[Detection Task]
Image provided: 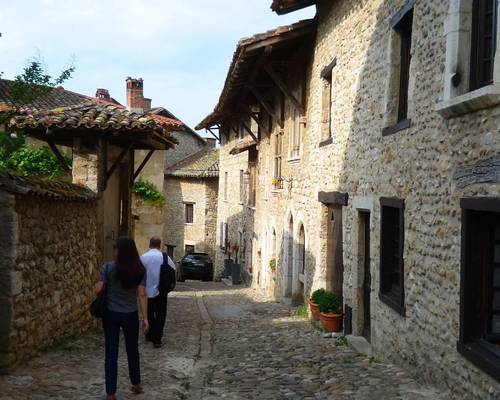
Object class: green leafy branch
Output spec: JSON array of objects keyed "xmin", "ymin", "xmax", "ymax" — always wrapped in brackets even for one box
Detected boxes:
[{"xmin": 132, "ymin": 180, "xmax": 166, "ymax": 206}]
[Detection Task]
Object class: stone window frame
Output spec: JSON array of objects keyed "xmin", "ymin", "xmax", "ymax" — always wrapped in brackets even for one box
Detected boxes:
[
  {"xmin": 184, "ymin": 202, "xmax": 195, "ymax": 225},
  {"xmin": 382, "ymin": 0, "xmax": 415, "ymax": 137},
  {"xmin": 458, "ymin": 197, "xmax": 500, "ymax": 382},
  {"xmin": 437, "ymin": 0, "xmax": 500, "ymax": 119},
  {"xmin": 319, "ymin": 58, "xmax": 337, "ymax": 147},
  {"xmin": 223, "ymin": 171, "xmax": 228, "ymax": 201},
  {"xmin": 379, "ymin": 197, "xmax": 406, "ymax": 317}
]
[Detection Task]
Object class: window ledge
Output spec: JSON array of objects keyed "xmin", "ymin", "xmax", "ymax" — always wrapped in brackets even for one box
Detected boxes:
[
  {"xmin": 382, "ymin": 118, "xmax": 411, "ymax": 137},
  {"xmin": 287, "ymin": 156, "xmax": 301, "ymax": 164},
  {"xmin": 319, "ymin": 137, "xmax": 333, "ymax": 147},
  {"xmin": 379, "ymin": 292, "xmax": 406, "ymax": 317},
  {"xmin": 436, "ymin": 84, "xmax": 500, "ymax": 119},
  {"xmin": 457, "ymin": 341, "xmax": 500, "ymax": 382}
]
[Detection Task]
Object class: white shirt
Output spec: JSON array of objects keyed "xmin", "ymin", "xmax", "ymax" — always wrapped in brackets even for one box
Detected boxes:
[{"xmin": 141, "ymin": 248, "xmax": 163, "ymax": 298}]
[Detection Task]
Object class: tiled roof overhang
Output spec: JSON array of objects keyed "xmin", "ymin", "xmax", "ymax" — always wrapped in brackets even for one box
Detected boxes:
[
  {"xmin": 0, "ymin": 172, "xmax": 96, "ymax": 201},
  {"xmin": 271, "ymin": 0, "xmax": 317, "ymax": 15},
  {"xmin": 0, "ymin": 79, "xmax": 182, "ymax": 150},
  {"xmin": 165, "ymin": 149, "xmax": 219, "ymax": 178},
  {"xmin": 195, "ymin": 19, "xmax": 316, "ymax": 131}
]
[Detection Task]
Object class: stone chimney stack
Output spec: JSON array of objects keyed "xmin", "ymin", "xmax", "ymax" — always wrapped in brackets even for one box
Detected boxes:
[
  {"xmin": 126, "ymin": 77, "xmax": 152, "ymax": 112},
  {"xmin": 205, "ymin": 138, "xmax": 217, "ymax": 148},
  {"xmin": 95, "ymin": 88, "xmax": 111, "ymax": 101}
]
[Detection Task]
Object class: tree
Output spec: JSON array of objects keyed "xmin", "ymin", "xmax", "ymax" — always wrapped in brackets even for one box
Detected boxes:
[{"xmin": 0, "ymin": 58, "xmax": 75, "ymax": 177}]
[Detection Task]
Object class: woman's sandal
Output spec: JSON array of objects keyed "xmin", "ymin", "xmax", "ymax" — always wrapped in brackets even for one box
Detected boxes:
[{"xmin": 131, "ymin": 385, "xmax": 143, "ymax": 394}]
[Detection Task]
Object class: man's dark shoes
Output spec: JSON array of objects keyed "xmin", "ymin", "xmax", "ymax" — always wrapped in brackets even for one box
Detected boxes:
[
  {"xmin": 145, "ymin": 334, "xmax": 152, "ymax": 342},
  {"xmin": 131, "ymin": 385, "xmax": 143, "ymax": 394}
]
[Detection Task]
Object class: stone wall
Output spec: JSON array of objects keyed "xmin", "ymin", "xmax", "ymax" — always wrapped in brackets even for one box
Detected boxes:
[
  {"xmin": 165, "ymin": 132, "xmax": 207, "ymax": 169},
  {"xmin": 213, "ymin": 0, "xmax": 500, "ymax": 397},
  {"xmin": 0, "ymin": 191, "xmax": 98, "ymax": 373},
  {"xmin": 164, "ymin": 177, "xmax": 218, "ymax": 264}
]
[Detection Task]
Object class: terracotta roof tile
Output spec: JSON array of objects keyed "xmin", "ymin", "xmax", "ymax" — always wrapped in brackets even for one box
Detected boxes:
[
  {"xmin": 165, "ymin": 149, "xmax": 219, "ymax": 178},
  {"xmin": 0, "ymin": 172, "xmax": 96, "ymax": 201}
]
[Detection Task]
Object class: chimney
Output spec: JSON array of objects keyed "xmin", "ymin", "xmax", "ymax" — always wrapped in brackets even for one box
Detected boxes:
[
  {"xmin": 126, "ymin": 77, "xmax": 152, "ymax": 112},
  {"xmin": 205, "ymin": 138, "xmax": 216, "ymax": 148},
  {"xmin": 95, "ymin": 88, "xmax": 111, "ymax": 101}
]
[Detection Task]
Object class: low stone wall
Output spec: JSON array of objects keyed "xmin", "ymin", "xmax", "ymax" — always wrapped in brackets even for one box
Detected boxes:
[{"xmin": 0, "ymin": 190, "xmax": 98, "ymax": 373}]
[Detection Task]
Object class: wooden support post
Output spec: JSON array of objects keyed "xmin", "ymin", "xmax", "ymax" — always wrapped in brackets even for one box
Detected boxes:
[
  {"xmin": 133, "ymin": 149, "xmax": 155, "ymax": 181},
  {"xmin": 250, "ymin": 111, "xmax": 270, "ymax": 137},
  {"xmin": 263, "ymin": 63, "xmax": 306, "ymax": 115},
  {"xmin": 240, "ymin": 120, "xmax": 258, "ymax": 142},
  {"xmin": 206, "ymin": 127, "xmax": 220, "ymax": 142},
  {"xmin": 47, "ymin": 140, "xmax": 71, "ymax": 171},
  {"xmin": 247, "ymin": 85, "xmax": 284, "ymax": 129},
  {"xmin": 97, "ymin": 138, "xmax": 108, "ymax": 193},
  {"xmin": 104, "ymin": 144, "xmax": 132, "ymax": 187}
]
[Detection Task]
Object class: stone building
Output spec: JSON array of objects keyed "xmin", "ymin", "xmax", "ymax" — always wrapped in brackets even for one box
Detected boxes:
[
  {"xmin": 164, "ymin": 147, "xmax": 219, "ymax": 264},
  {"xmin": 0, "ymin": 79, "xmax": 179, "ymax": 371},
  {"xmin": 197, "ymin": 0, "xmax": 500, "ymax": 397}
]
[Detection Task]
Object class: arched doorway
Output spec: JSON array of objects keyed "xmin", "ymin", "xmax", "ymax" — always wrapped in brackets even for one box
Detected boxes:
[
  {"xmin": 297, "ymin": 224, "xmax": 306, "ymax": 301},
  {"xmin": 284, "ymin": 216, "xmax": 293, "ymax": 298}
]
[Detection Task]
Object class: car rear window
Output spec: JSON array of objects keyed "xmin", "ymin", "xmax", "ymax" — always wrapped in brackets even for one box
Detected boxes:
[{"xmin": 186, "ymin": 254, "xmax": 210, "ymax": 261}]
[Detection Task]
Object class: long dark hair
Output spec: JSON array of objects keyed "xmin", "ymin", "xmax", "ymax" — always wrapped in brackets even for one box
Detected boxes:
[{"xmin": 115, "ymin": 237, "xmax": 145, "ymax": 290}]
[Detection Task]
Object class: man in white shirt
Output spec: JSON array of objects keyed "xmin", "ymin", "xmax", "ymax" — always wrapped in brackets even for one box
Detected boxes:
[{"xmin": 140, "ymin": 236, "xmax": 173, "ymax": 348}]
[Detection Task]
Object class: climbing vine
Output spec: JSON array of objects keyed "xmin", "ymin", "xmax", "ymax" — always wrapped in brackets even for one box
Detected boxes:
[{"xmin": 132, "ymin": 180, "xmax": 166, "ymax": 206}]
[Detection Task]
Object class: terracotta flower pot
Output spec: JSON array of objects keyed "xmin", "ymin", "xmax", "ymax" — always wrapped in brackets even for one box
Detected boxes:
[
  {"xmin": 309, "ymin": 300, "xmax": 321, "ymax": 321},
  {"xmin": 320, "ymin": 312, "xmax": 343, "ymax": 333}
]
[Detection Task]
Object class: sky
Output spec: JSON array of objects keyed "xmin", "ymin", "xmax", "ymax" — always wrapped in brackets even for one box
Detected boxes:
[{"xmin": 0, "ymin": 0, "xmax": 315, "ymax": 135}]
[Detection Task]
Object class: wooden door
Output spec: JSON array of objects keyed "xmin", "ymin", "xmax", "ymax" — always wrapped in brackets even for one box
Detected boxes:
[
  {"xmin": 360, "ymin": 211, "xmax": 371, "ymax": 342},
  {"xmin": 327, "ymin": 206, "xmax": 343, "ymax": 300}
]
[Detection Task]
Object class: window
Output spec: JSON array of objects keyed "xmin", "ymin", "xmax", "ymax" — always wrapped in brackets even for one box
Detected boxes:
[
  {"xmin": 379, "ymin": 198, "xmax": 405, "ymax": 315},
  {"xmin": 273, "ymin": 132, "xmax": 283, "ymax": 189},
  {"xmin": 185, "ymin": 244, "xmax": 195, "ymax": 254},
  {"xmin": 248, "ymin": 148, "xmax": 258, "ymax": 207},
  {"xmin": 395, "ymin": 11, "xmax": 412, "ymax": 123},
  {"xmin": 220, "ymin": 222, "xmax": 228, "ymax": 250},
  {"xmin": 470, "ymin": 0, "xmax": 497, "ymax": 90},
  {"xmin": 166, "ymin": 245, "xmax": 175, "ymax": 259},
  {"xmin": 224, "ymin": 172, "xmax": 228, "ymax": 201},
  {"xmin": 383, "ymin": 2, "xmax": 413, "ymax": 135},
  {"xmin": 238, "ymin": 123, "xmax": 245, "ymax": 140},
  {"xmin": 290, "ymin": 105, "xmax": 301, "ymax": 158},
  {"xmin": 459, "ymin": 198, "xmax": 500, "ymax": 380},
  {"xmin": 239, "ymin": 169, "xmax": 244, "ymax": 203},
  {"xmin": 320, "ymin": 58, "xmax": 336, "ymax": 144},
  {"xmin": 184, "ymin": 203, "xmax": 194, "ymax": 224}
]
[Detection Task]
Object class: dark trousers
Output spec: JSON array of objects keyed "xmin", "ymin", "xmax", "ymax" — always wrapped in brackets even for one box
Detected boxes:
[
  {"xmin": 146, "ymin": 294, "xmax": 168, "ymax": 344},
  {"xmin": 103, "ymin": 310, "xmax": 140, "ymax": 395}
]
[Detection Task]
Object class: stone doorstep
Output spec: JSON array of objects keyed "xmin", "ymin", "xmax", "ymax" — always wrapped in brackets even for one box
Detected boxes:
[
  {"xmin": 221, "ymin": 278, "xmax": 233, "ymax": 286},
  {"xmin": 346, "ymin": 335, "xmax": 373, "ymax": 357}
]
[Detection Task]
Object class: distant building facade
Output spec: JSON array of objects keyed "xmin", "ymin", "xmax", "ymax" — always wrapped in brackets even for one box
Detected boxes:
[{"xmin": 164, "ymin": 146, "xmax": 219, "ymax": 263}]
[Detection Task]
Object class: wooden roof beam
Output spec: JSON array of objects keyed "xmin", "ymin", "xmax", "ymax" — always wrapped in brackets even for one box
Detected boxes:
[
  {"xmin": 247, "ymin": 85, "xmax": 284, "ymax": 129},
  {"xmin": 263, "ymin": 62, "xmax": 306, "ymax": 116}
]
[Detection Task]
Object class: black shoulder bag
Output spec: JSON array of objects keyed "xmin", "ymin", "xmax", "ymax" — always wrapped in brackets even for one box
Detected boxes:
[
  {"xmin": 159, "ymin": 252, "xmax": 176, "ymax": 295},
  {"xmin": 90, "ymin": 263, "xmax": 108, "ymax": 319}
]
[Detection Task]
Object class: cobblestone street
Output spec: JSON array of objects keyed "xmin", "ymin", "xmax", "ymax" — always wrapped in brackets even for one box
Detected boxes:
[{"xmin": 0, "ymin": 282, "xmax": 450, "ymax": 400}]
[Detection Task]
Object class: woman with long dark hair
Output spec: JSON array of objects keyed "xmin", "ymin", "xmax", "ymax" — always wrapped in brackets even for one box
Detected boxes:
[{"xmin": 95, "ymin": 237, "xmax": 149, "ymax": 400}]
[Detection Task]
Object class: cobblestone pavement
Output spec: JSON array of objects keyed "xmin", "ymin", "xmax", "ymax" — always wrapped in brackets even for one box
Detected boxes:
[{"xmin": 0, "ymin": 282, "xmax": 451, "ymax": 399}]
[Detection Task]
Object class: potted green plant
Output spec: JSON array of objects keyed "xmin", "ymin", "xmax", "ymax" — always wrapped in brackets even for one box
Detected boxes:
[
  {"xmin": 318, "ymin": 290, "xmax": 342, "ymax": 332},
  {"xmin": 269, "ymin": 258, "xmax": 276, "ymax": 273},
  {"xmin": 309, "ymin": 288, "xmax": 326, "ymax": 321}
]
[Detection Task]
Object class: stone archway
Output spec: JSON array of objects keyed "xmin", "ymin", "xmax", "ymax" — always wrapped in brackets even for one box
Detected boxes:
[{"xmin": 283, "ymin": 215, "xmax": 294, "ymax": 298}]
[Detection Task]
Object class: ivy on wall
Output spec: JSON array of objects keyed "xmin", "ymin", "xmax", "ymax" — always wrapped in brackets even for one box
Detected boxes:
[{"xmin": 132, "ymin": 180, "xmax": 166, "ymax": 206}]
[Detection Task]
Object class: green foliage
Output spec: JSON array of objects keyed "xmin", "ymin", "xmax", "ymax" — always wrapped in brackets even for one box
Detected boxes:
[
  {"xmin": 0, "ymin": 57, "xmax": 75, "ymax": 179},
  {"xmin": 132, "ymin": 180, "xmax": 166, "ymax": 206},
  {"xmin": 269, "ymin": 258, "xmax": 276, "ymax": 272},
  {"xmin": 295, "ymin": 304, "xmax": 308, "ymax": 319},
  {"xmin": 317, "ymin": 290, "xmax": 342, "ymax": 314},
  {"xmin": 310, "ymin": 288, "xmax": 327, "ymax": 304},
  {"xmin": 10, "ymin": 59, "xmax": 75, "ymax": 104},
  {"xmin": 335, "ymin": 336, "xmax": 349, "ymax": 347},
  {"xmin": 1, "ymin": 144, "xmax": 71, "ymax": 178}
]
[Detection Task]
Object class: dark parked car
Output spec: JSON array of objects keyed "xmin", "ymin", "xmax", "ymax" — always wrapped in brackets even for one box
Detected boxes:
[{"xmin": 177, "ymin": 252, "xmax": 214, "ymax": 282}]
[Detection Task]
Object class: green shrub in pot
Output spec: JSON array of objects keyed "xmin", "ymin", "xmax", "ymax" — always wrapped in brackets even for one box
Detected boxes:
[
  {"xmin": 310, "ymin": 288, "xmax": 326, "ymax": 304},
  {"xmin": 318, "ymin": 290, "xmax": 341, "ymax": 314}
]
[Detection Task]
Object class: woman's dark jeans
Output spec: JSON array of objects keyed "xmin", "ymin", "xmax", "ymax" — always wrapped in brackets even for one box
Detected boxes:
[{"xmin": 103, "ymin": 309, "xmax": 141, "ymax": 395}]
